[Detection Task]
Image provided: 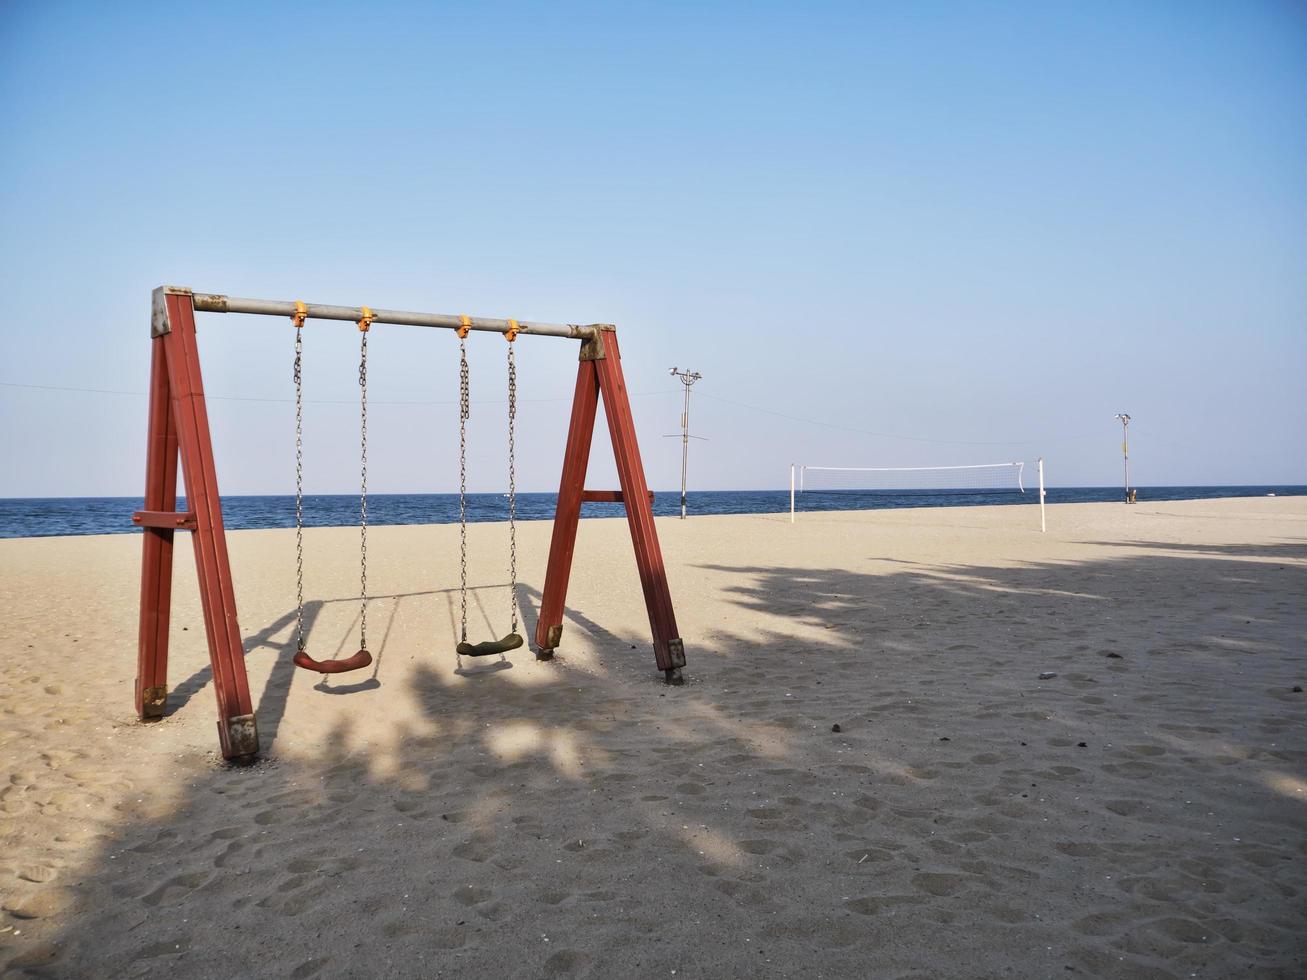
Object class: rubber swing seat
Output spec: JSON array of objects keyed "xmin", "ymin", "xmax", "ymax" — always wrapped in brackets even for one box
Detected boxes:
[
  {"xmin": 293, "ymin": 648, "xmax": 373, "ymax": 674},
  {"xmin": 456, "ymin": 633, "xmax": 524, "ymax": 658}
]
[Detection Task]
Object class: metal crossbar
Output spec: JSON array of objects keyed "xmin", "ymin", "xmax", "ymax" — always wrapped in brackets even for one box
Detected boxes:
[{"xmin": 157, "ymin": 288, "xmax": 600, "ymax": 340}]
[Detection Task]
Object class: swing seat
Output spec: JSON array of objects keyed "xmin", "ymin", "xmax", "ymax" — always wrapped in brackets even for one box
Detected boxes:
[
  {"xmin": 456, "ymin": 633, "xmax": 524, "ymax": 658},
  {"xmin": 293, "ymin": 648, "xmax": 373, "ymax": 674}
]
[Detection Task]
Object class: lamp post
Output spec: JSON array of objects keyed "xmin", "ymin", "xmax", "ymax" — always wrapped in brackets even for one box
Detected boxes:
[
  {"xmin": 1114, "ymin": 413, "xmax": 1133, "ymax": 503},
  {"xmin": 668, "ymin": 367, "xmax": 703, "ymax": 519}
]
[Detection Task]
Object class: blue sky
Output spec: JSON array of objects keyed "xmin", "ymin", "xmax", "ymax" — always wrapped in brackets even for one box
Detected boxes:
[{"xmin": 1, "ymin": 0, "xmax": 1303, "ymax": 496}]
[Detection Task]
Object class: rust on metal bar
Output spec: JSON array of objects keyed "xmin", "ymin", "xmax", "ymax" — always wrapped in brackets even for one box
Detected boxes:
[
  {"xmin": 133, "ymin": 510, "xmax": 198, "ymax": 530},
  {"xmin": 151, "ymin": 285, "xmax": 194, "ymax": 337},
  {"xmin": 578, "ymin": 325, "xmax": 609, "ymax": 361}
]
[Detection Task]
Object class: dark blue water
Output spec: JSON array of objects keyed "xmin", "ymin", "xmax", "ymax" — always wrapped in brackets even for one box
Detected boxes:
[{"xmin": 0, "ymin": 487, "xmax": 1302, "ymax": 539}]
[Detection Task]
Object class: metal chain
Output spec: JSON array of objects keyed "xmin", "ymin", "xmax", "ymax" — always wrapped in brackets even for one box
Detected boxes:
[
  {"xmin": 506, "ymin": 339, "xmax": 518, "ymax": 633},
  {"xmin": 458, "ymin": 335, "xmax": 469, "ymax": 643},
  {"xmin": 358, "ymin": 330, "xmax": 369, "ymax": 650},
  {"xmin": 293, "ymin": 325, "xmax": 305, "ymax": 652}
]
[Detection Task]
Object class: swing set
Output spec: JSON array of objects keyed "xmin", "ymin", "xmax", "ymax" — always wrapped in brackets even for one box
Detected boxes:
[{"xmin": 134, "ymin": 286, "xmax": 686, "ymax": 760}]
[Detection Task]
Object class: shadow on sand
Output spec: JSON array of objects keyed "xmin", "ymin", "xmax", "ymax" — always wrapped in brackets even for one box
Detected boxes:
[{"xmin": 4, "ymin": 542, "xmax": 1305, "ymax": 978}]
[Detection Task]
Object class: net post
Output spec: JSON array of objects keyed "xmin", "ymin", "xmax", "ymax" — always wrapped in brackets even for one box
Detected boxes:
[
  {"xmin": 1038, "ymin": 457, "xmax": 1046, "ymax": 533},
  {"xmin": 790, "ymin": 464, "xmax": 796, "ymax": 524}
]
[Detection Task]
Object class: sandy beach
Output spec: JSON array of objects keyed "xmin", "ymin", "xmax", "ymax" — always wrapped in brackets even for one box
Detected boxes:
[{"xmin": 1, "ymin": 497, "xmax": 1304, "ymax": 979}]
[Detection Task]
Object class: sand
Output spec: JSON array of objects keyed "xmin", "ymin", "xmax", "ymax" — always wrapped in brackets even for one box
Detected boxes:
[{"xmin": 1, "ymin": 497, "xmax": 1304, "ymax": 979}]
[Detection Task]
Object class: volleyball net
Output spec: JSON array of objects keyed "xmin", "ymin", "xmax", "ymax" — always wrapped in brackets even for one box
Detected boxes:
[{"xmin": 799, "ymin": 462, "xmax": 1025, "ymax": 495}]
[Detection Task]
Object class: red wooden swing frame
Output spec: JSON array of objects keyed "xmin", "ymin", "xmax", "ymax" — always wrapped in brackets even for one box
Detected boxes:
[{"xmin": 135, "ymin": 286, "xmax": 685, "ymax": 760}]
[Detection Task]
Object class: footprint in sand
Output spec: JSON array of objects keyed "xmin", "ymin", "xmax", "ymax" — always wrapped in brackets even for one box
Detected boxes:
[
  {"xmin": 1105, "ymin": 798, "xmax": 1146, "ymax": 816},
  {"xmin": 987, "ymin": 906, "xmax": 1028, "ymax": 924},
  {"xmin": 544, "ymin": 950, "xmax": 591, "ymax": 976},
  {"xmin": 426, "ymin": 926, "xmax": 467, "ymax": 949},
  {"xmin": 453, "ymin": 885, "xmax": 493, "ymax": 906},
  {"xmin": 713, "ymin": 879, "xmax": 773, "ymax": 909},
  {"xmin": 214, "ymin": 841, "xmax": 244, "ymax": 869},
  {"xmin": 1072, "ymin": 910, "xmax": 1136, "ymax": 937},
  {"xmin": 1140, "ymin": 916, "xmax": 1213, "ymax": 944},
  {"xmin": 3, "ymin": 942, "xmax": 65, "ymax": 971},
  {"xmin": 278, "ymin": 882, "xmax": 334, "ymax": 917},
  {"xmin": 141, "ymin": 872, "xmax": 210, "ymax": 907},
  {"xmin": 1124, "ymin": 744, "xmax": 1166, "ymax": 757},
  {"xmin": 129, "ymin": 937, "xmax": 193, "ymax": 963},
  {"xmin": 383, "ymin": 918, "xmax": 416, "ymax": 939},
  {"xmin": 927, "ymin": 839, "xmax": 964, "ymax": 856},
  {"xmin": 289, "ymin": 957, "xmax": 331, "ymax": 979},
  {"xmin": 912, "ymin": 872, "xmax": 967, "ymax": 896},
  {"xmin": 845, "ymin": 894, "xmax": 925, "ymax": 916},
  {"xmin": 1114, "ymin": 876, "xmax": 1179, "ymax": 903},
  {"xmin": 3, "ymin": 888, "xmax": 77, "ymax": 919},
  {"xmin": 452, "ymin": 838, "xmax": 495, "ymax": 863},
  {"xmin": 764, "ymin": 918, "xmax": 863, "ymax": 948},
  {"xmin": 852, "ymin": 795, "xmax": 881, "ymax": 813},
  {"xmin": 844, "ymin": 846, "xmax": 895, "ymax": 865},
  {"xmin": 1101, "ymin": 761, "xmax": 1156, "ymax": 779},
  {"xmin": 596, "ymin": 772, "xmax": 637, "ymax": 784}
]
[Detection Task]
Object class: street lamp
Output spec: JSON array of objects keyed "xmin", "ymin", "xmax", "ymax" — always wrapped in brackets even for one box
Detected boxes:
[
  {"xmin": 667, "ymin": 367, "xmax": 703, "ymax": 519},
  {"xmin": 1114, "ymin": 413, "xmax": 1134, "ymax": 503}
]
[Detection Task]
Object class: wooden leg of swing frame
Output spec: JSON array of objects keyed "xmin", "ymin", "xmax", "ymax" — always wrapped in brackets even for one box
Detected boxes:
[
  {"xmin": 535, "ymin": 358, "xmax": 600, "ymax": 659},
  {"xmin": 160, "ymin": 292, "xmax": 258, "ymax": 759},
  {"xmin": 594, "ymin": 331, "xmax": 685, "ymax": 676},
  {"xmin": 137, "ymin": 335, "xmax": 179, "ymax": 720}
]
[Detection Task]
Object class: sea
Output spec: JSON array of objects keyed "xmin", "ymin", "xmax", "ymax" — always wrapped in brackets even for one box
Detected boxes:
[{"xmin": 0, "ymin": 486, "xmax": 1302, "ymax": 539}]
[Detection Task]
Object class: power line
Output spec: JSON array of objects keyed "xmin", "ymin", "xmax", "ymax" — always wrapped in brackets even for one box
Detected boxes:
[
  {"xmin": 693, "ymin": 391, "xmax": 1037, "ymax": 447},
  {"xmin": 0, "ymin": 380, "xmax": 679, "ymax": 407},
  {"xmin": 3, "ymin": 378, "xmax": 1199, "ymax": 454}
]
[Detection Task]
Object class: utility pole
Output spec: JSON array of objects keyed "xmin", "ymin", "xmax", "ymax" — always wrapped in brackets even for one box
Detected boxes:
[
  {"xmin": 1114, "ymin": 413, "xmax": 1133, "ymax": 503},
  {"xmin": 667, "ymin": 367, "xmax": 703, "ymax": 519}
]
